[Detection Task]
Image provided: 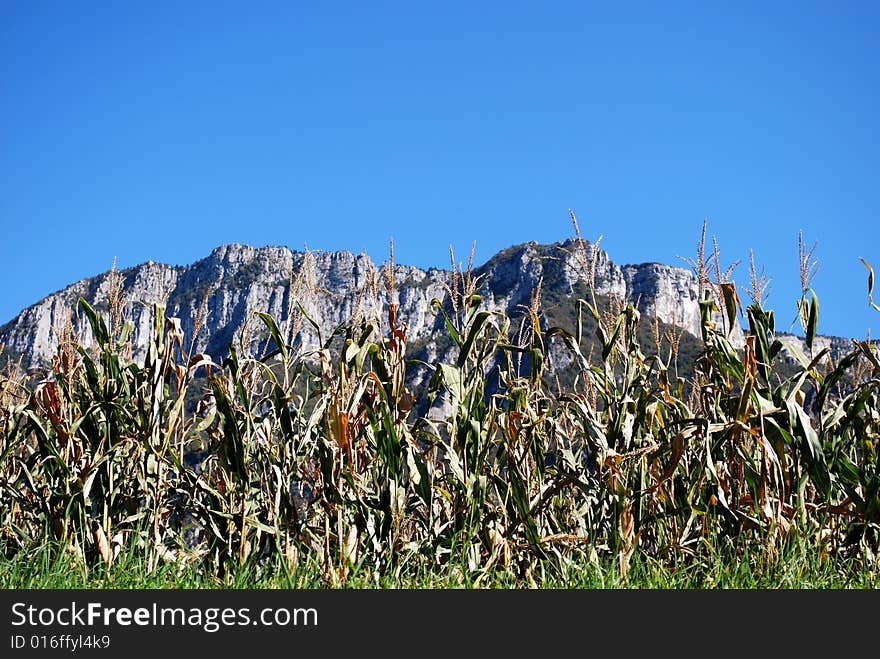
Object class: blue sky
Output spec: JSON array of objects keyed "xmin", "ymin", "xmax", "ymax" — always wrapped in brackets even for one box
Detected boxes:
[{"xmin": 2, "ymin": 1, "xmax": 878, "ymax": 339}]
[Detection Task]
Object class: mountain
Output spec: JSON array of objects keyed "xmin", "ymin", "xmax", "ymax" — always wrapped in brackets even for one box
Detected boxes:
[{"xmin": 0, "ymin": 238, "xmax": 853, "ymax": 373}]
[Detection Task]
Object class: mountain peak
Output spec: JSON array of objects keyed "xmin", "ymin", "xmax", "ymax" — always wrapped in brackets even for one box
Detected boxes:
[{"xmin": 0, "ymin": 238, "xmax": 851, "ymax": 371}]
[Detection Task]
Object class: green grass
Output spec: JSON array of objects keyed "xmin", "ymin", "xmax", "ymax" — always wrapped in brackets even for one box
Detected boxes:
[{"xmin": 3, "ymin": 538, "xmax": 875, "ymax": 589}]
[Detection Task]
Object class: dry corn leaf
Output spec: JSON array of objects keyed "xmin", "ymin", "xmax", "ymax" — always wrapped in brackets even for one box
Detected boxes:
[{"xmin": 92, "ymin": 521, "xmax": 111, "ymax": 565}]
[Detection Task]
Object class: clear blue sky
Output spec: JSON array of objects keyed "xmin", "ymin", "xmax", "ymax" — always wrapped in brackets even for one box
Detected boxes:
[{"xmin": 2, "ymin": 1, "xmax": 878, "ymax": 339}]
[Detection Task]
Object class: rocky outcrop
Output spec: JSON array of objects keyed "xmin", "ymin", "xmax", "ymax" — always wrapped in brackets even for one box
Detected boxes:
[{"xmin": 0, "ymin": 237, "xmax": 851, "ymax": 370}]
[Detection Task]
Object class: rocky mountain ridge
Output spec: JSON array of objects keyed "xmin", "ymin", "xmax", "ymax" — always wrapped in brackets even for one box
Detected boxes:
[{"xmin": 0, "ymin": 238, "xmax": 853, "ymax": 370}]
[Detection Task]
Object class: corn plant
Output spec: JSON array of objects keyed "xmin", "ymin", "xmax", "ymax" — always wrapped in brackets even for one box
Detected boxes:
[{"xmin": 2, "ymin": 238, "xmax": 879, "ymax": 583}]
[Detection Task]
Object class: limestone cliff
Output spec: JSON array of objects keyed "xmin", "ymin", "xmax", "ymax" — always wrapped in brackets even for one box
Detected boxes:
[{"xmin": 0, "ymin": 238, "xmax": 852, "ymax": 369}]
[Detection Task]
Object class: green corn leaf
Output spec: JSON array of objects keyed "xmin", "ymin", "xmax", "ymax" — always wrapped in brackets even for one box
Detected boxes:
[
  {"xmin": 781, "ymin": 339, "xmax": 813, "ymax": 373},
  {"xmin": 457, "ymin": 311, "xmax": 493, "ymax": 368},
  {"xmin": 699, "ymin": 294, "xmax": 718, "ymax": 340},
  {"xmin": 602, "ymin": 313, "xmax": 624, "ymax": 361},
  {"xmin": 806, "ymin": 290, "xmax": 819, "ymax": 351},
  {"xmin": 765, "ymin": 416, "xmax": 795, "ymax": 446},
  {"xmin": 442, "ymin": 438, "xmax": 466, "ymax": 484},
  {"xmin": 187, "ymin": 405, "xmax": 217, "ymax": 436},
  {"xmin": 790, "ymin": 400, "xmax": 830, "ymax": 495},
  {"xmin": 430, "ymin": 298, "xmax": 462, "ymax": 347},
  {"xmin": 504, "ymin": 463, "xmax": 542, "ymax": 551},
  {"xmin": 244, "ymin": 516, "xmax": 277, "ymax": 535},
  {"xmin": 23, "ymin": 409, "xmax": 67, "ymax": 472},
  {"xmin": 78, "ymin": 297, "xmax": 109, "ymax": 347},
  {"xmin": 211, "ymin": 375, "xmax": 248, "ymax": 483},
  {"xmin": 438, "ymin": 363, "xmax": 462, "ymax": 407},
  {"xmin": 720, "ymin": 282, "xmax": 741, "ymax": 336},
  {"xmin": 797, "ymin": 297, "xmax": 809, "ymax": 335},
  {"xmin": 117, "ymin": 319, "xmax": 134, "ymax": 347},
  {"xmin": 576, "ymin": 298, "xmax": 586, "ymax": 345},
  {"xmin": 294, "ymin": 300, "xmax": 324, "ymax": 347},
  {"xmin": 546, "ymin": 326, "xmax": 591, "ymax": 373},
  {"xmin": 81, "ymin": 451, "xmax": 114, "ymax": 503},
  {"xmin": 256, "ymin": 312, "xmax": 288, "ymax": 362},
  {"xmin": 816, "ymin": 350, "xmax": 858, "ymax": 411},
  {"xmin": 530, "ymin": 346, "xmax": 544, "ymax": 384}
]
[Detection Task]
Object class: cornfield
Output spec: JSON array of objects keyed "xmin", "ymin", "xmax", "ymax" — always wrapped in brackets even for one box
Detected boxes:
[{"xmin": 1, "ymin": 224, "xmax": 879, "ymax": 585}]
